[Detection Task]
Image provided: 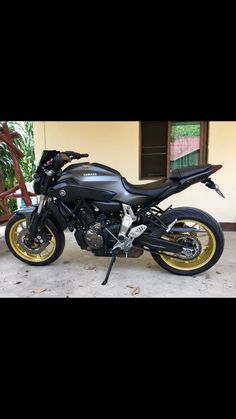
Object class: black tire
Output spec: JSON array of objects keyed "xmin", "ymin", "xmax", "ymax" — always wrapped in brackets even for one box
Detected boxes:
[
  {"xmin": 151, "ymin": 207, "xmax": 224, "ymax": 276},
  {"xmin": 5, "ymin": 213, "xmax": 65, "ymax": 266}
]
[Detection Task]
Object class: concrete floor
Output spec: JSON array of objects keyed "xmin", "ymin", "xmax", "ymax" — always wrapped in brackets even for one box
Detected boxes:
[{"xmin": 0, "ymin": 226, "xmax": 235, "ymax": 297}]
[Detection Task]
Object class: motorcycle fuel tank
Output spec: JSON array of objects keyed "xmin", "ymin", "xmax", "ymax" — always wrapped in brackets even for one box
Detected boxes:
[{"xmin": 48, "ymin": 162, "xmax": 150, "ymax": 205}]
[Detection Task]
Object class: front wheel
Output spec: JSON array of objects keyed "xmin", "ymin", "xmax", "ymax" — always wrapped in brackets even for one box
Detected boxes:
[
  {"xmin": 151, "ymin": 207, "xmax": 224, "ymax": 276},
  {"xmin": 5, "ymin": 213, "xmax": 65, "ymax": 266}
]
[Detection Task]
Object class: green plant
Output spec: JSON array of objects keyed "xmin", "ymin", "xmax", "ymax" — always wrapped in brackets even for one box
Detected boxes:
[
  {"xmin": 0, "ymin": 121, "xmax": 35, "ymax": 216},
  {"xmin": 0, "ymin": 141, "xmax": 16, "ymax": 191},
  {"xmin": 171, "ymin": 123, "xmax": 201, "ymax": 140}
]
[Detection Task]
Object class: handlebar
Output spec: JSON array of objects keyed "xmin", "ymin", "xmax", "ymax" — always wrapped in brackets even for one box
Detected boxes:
[
  {"xmin": 44, "ymin": 151, "xmax": 89, "ymax": 172},
  {"xmin": 64, "ymin": 151, "xmax": 89, "ymax": 160},
  {"xmin": 34, "ymin": 151, "xmax": 90, "ymax": 190}
]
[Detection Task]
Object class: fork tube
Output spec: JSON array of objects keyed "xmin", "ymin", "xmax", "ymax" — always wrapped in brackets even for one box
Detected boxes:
[{"xmin": 37, "ymin": 195, "xmax": 46, "ymax": 214}]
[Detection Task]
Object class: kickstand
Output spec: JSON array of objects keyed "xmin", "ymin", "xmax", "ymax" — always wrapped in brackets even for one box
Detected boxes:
[{"xmin": 101, "ymin": 250, "xmax": 118, "ymax": 286}]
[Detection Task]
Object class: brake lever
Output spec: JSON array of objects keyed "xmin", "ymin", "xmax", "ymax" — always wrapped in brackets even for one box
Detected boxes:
[{"xmin": 64, "ymin": 151, "xmax": 78, "ymax": 159}]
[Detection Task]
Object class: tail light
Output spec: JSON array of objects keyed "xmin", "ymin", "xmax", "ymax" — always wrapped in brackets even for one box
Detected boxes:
[{"xmin": 211, "ymin": 165, "xmax": 222, "ymax": 174}]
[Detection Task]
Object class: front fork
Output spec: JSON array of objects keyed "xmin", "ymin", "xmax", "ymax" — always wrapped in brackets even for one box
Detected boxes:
[
  {"xmin": 27, "ymin": 171, "xmax": 57, "ymax": 244},
  {"xmin": 28, "ymin": 195, "xmax": 47, "ymax": 245}
]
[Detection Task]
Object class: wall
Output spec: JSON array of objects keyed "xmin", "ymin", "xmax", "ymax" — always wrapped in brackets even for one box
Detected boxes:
[
  {"xmin": 33, "ymin": 121, "xmax": 236, "ymax": 222},
  {"xmin": 34, "ymin": 122, "xmax": 140, "ymax": 183}
]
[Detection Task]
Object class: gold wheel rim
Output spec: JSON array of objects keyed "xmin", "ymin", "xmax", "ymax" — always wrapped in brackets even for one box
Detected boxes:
[
  {"xmin": 9, "ymin": 219, "xmax": 56, "ymax": 263},
  {"xmin": 159, "ymin": 219, "xmax": 216, "ymax": 271}
]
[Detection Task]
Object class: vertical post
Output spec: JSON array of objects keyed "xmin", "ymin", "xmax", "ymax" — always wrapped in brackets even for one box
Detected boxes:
[{"xmin": 0, "ymin": 122, "xmax": 33, "ymax": 223}]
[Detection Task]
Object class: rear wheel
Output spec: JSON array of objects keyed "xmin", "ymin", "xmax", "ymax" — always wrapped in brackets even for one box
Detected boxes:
[
  {"xmin": 5, "ymin": 213, "xmax": 65, "ymax": 266},
  {"xmin": 151, "ymin": 207, "xmax": 224, "ymax": 276}
]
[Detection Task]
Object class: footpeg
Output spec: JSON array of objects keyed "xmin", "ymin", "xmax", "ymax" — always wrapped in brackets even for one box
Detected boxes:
[
  {"xmin": 128, "ymin": 224, "xmax": 147, "ymax": 238},
  {"xmin": 124, "ymin": 225, "xmax": 147, "ymax": 253},
  {"xmin": 112, "ymin": 224, "xmax": 147, "ymax": 252}
]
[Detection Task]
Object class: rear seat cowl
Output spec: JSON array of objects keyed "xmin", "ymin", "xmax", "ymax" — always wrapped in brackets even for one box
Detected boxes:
[{"xmin": 169, "ymin": 164, "xmax": 212, "ymax": 180}]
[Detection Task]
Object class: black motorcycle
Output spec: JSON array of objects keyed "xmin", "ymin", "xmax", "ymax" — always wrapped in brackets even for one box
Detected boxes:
[{"xmin": 5, "ymin": 150, "xmax": 225, "ymax": 284}]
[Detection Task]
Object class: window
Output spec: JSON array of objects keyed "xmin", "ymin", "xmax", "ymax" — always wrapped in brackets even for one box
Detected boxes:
[{"xmin": 140, "ymin": 121, "xmax": 208, "ymax": 179}]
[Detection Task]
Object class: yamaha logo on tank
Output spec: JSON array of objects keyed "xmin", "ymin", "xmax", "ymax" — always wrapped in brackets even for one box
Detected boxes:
[{"xmin": 83, "ymin": 173, "xmax": 97, "ymax": 176}]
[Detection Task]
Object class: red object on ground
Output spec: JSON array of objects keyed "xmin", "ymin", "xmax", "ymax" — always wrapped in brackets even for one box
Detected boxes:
[{"xmin": 0, "ymin": 122, "xmax": 35, "ymax": 224}]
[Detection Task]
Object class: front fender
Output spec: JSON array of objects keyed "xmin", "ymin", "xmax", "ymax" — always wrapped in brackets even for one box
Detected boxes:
[
  {"xmin": 15, "ymin": 206, "xmax": 37, "ymax": 227},
  {"xmin": 15, "ymin": 202, "xmax": 67, "ymax": 231}
]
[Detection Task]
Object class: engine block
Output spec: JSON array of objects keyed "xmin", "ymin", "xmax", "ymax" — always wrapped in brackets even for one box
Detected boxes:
[{"xmin": 84, "ymin": 223, "xmax": 103, "ymax": 249}]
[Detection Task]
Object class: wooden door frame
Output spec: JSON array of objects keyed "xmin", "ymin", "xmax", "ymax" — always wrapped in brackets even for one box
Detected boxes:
[
  {"xmin": 139, "ymin": 121, "xmax": 169, "ymax": 181},
  {"xmin": 139, "ymin": 121, "xmax": 209, "ymax": 180},
  {"xmin": 200, "ymin": 121, "xmax": 209, "ymax": 164},
  {"xmin": 166, "ymin": 121, "xmax": 209, "ymax": 176}
]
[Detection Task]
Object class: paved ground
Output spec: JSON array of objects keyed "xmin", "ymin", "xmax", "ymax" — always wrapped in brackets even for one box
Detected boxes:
[{"xmin": 0, "ymin": 226, "xmax": 235, "ymax": 298}]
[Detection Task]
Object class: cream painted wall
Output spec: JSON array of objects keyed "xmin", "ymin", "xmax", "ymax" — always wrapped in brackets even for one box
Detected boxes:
[
  {"xmin": 34, "ymin": 121, "xmax": 140, "ymax": 183},
  {"xmin": 33, "ymin": 121, "xmax": 236, "ymax": 222},
  {"xmin": 157, "ymin": 122, "xmax": 236, "ymax": 223}
]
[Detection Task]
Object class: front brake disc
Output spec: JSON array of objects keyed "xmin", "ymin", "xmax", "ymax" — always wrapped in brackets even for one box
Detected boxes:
[{"xmin": 18, "ymin": 229, "xmax": 49, "ymax": 254}]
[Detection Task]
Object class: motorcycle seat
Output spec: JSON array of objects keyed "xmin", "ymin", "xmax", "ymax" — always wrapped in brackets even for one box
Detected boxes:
[
  {"xmin": 122, "ymin": 177, "xmax": 173, "ymax": 198},
  {"xmin": 122, "ymin": 165, "xmax": 213, "ymax": 199}
]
